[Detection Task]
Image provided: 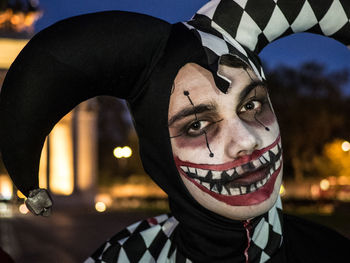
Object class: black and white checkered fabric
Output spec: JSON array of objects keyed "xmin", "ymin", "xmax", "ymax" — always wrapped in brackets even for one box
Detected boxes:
[
  {"xmin": 248, "ymin": 197, "xmax": 283, "ymax": 263},
  {"xmin": 84, "ymin": 214, "xmax": 191, "ymax": 263},
  {"xmin": 85, "ymin": 198, "xmax": 283, "ymax": 263},
  {"xmin": 185, "ymin": 0, "xmax": 350, "ymax": 82}
]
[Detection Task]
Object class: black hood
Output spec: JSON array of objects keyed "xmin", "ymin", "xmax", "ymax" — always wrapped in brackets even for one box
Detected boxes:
[{"xmin": 130, "ymin": 22, "xmax": 278, "ymax": 262}]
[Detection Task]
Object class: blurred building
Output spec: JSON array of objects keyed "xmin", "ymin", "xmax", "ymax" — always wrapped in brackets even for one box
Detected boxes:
[{"xmin": 0, "ymin": 1, "xmax": 98, "ymax": 206}]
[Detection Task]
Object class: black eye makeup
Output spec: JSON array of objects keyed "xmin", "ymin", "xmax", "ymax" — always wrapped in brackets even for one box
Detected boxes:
[
  {"xmin": 187, "ymin": 120, "xmax": 211, "ymax": 137},
  {"xmin": 240, "ymin": 100, "xmax": 262, "ymax": 113},
  {"xmin": 176, "ymin": 115, "xmax": 223, "ymax": 138},
  {"xmin": 237, "ymin": 85, "xmax": 271, "ymax": 123},
  {"xmin": 169, "ymin": 91, "xmax": 220, "ymax": 157}
]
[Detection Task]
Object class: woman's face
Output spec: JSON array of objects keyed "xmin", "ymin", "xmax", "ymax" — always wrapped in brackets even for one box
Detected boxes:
[{"xmin": 168, "ymin": 63, "xmax": 282, "ymax": 220}]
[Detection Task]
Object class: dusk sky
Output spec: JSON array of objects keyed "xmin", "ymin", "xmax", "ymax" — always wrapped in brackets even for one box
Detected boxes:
[{"xmin": 35, "ymin": 0, "xmax": 350, "ymax": 93}]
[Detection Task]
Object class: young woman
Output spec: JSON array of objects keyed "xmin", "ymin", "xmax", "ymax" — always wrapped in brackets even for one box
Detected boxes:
[{"xmin": 0, "ymin": 1, "xmax": 349, "ymax": 262}]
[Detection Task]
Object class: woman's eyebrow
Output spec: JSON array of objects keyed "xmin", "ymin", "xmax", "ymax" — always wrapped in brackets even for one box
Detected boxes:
[
  {"xmin": 168, "ymin": 103, "xmax": 216, "ymax": 127},
  {"xmin": 239, "ymin": 80, "xmax": 266, "ymax": 101}
]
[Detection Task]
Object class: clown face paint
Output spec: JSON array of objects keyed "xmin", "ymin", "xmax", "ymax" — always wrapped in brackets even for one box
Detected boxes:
[{"xmin": 168, "ymin": 63, "xmax": 283, "ymax": 220}]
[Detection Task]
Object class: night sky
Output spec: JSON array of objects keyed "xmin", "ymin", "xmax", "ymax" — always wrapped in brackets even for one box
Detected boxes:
[{"xmin": 35, "ymin": 0, "xmax": 350, "ymax": 93}]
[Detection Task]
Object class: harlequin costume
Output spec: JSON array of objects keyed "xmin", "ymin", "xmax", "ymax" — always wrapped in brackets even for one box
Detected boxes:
[{"xmin": 0, "ymin": 1, "xmax": 349, "ymax": 262}]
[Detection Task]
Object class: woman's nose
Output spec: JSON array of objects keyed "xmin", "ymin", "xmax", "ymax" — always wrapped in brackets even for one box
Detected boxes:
[{"xmin": 224, "ymin": 119, "xmax": 260, "ymax": 159}]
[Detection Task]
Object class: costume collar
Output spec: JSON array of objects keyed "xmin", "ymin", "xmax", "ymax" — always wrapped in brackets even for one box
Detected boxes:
[{"xmin": 172, "ymin": 196, "xmax": 283, "ymax": 263}]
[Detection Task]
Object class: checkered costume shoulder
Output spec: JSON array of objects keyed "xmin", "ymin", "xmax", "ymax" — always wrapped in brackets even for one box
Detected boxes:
[
  {"xmin": 85, "ymin": 199, "xmax": 283, "ymax": 263},
  {"xmin": 84, "ymin": 214, "xmax": 190, "ymax": 263}
]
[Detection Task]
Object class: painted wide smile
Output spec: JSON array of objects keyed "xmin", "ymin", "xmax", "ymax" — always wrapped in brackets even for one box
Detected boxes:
[{"xmin": 175, "ymin": 135, "xmax": 282, "ymax": 204}]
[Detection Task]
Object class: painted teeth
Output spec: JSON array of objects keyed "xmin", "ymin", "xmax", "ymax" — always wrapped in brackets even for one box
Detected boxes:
[
  {"xmin": 276, "ymin": 159, "xmax": 281, "ymax": 169},
  {"xmin": 263, "ymin": 152, "xmax": 270, "ymax": 162},
  {"xmin": 212, "ymin": 184, "xmax": 219, "ymax": 193},
  {"xmin": 179, "ymin": 138, "xmax": 282, "ymax": 196},
  {"xmin": 236, "ymin": 166, "xmax": 244, "ymax": 175},
  {"xmin": 231, "ymin": 188, "xmax": 240, "ymax": 195},
  {"xmin": 256, "ymin": 181, "xmax": 262, "ymax": 188},
  {"xmin": 226, "ymin": 168, "xmax": 235, "ymax": 176},
  {"xmin": 212, "ymin": 171, "xmax": 221, "ymax": 180},
  {"xmin": 271, "ymin": 145, "xmax": 279, "ymax": 155},
  {"xmin": 253, "ymin": 159, "xmax": 261, "ymax": 168},
  {"xmin": 189, "ymin": 167, "xmax": 196, "ymax": 174},
  {"xmin": 250, "ymin": 184, "xmax": 256, "ymax": 192},
  {"xmin": 197, "ymin": 168, "xmax": 207, "ymax": 178},
  {"xmin": 221, "ymin": 187, "xmax": 229, "ymax": 195},
  {"xmin": 259, "ymin": 157, "xmax": 267, "ymax": 164}
]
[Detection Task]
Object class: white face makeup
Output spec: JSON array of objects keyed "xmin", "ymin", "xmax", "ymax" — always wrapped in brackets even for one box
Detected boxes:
[{"xmin": 168, "ymin": 63, "xmax": 283, "ymax": 220}]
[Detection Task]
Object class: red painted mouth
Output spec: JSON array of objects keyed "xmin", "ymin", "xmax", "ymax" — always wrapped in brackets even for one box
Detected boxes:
[{"xmin": 175, "ymin": 135, "xmax": 282, "ymax": 206}]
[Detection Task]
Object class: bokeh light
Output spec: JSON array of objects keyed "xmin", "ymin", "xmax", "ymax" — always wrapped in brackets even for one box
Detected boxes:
[
  {"xmin": 113, "ymin": 146, "xmax": 132, "ymax": 158},
  {"xmin": 0, "ymin": 175, "xmax": 13, "ymax": 200},
  {"xmin": 113, "ymin": 147, "xmax": 123, "ymax": 158},
  {"xmin": 123, "ymin": 146, "xmax": 132, "ymax": 158},
  {"xmin": 95, "ymin": 201, "xmax": 106, "ymax": 212},
  {"xmin": 320, "ymin": 179, "xmax": 330, "ymax": 191},
  {"xmin": 310, "ymin": 184, "xmax": 320, "ymax": 199},
  {"xmin": 279, "ymin": 184, "xmax": 285, "ymax": 196},
  {"xmin": 95, "ymin": 193, "xmax": 112, "ymax": 207},
  {"xmin": 341, "ymin": 141, "xmax": 350, "ymax": 152}
]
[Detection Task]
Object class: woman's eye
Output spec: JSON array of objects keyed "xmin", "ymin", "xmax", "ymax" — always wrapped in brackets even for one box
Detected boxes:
[{"xmin": 240, "ymin": 100, "xmax": 261, "ymax": 112}]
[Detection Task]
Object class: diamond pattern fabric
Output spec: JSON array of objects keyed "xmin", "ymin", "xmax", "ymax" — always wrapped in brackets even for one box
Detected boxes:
[
  {"xmin": 248, "ymin": 198, "xmax": 283, "ymax": 263},
  {"xmin": 85, "ymin": 199, "xmax": 283, "ymax": 262},
  {"xmin": 185, "ymin": 0, "xmax": 350, "ymax": 93},
  {"xmin": 188, "ymin": 0, "xmax": 350, "ymax": 58},
  {"xmin": 85, "ymin": 214, "xmax": 189, "ymax": 263}
]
